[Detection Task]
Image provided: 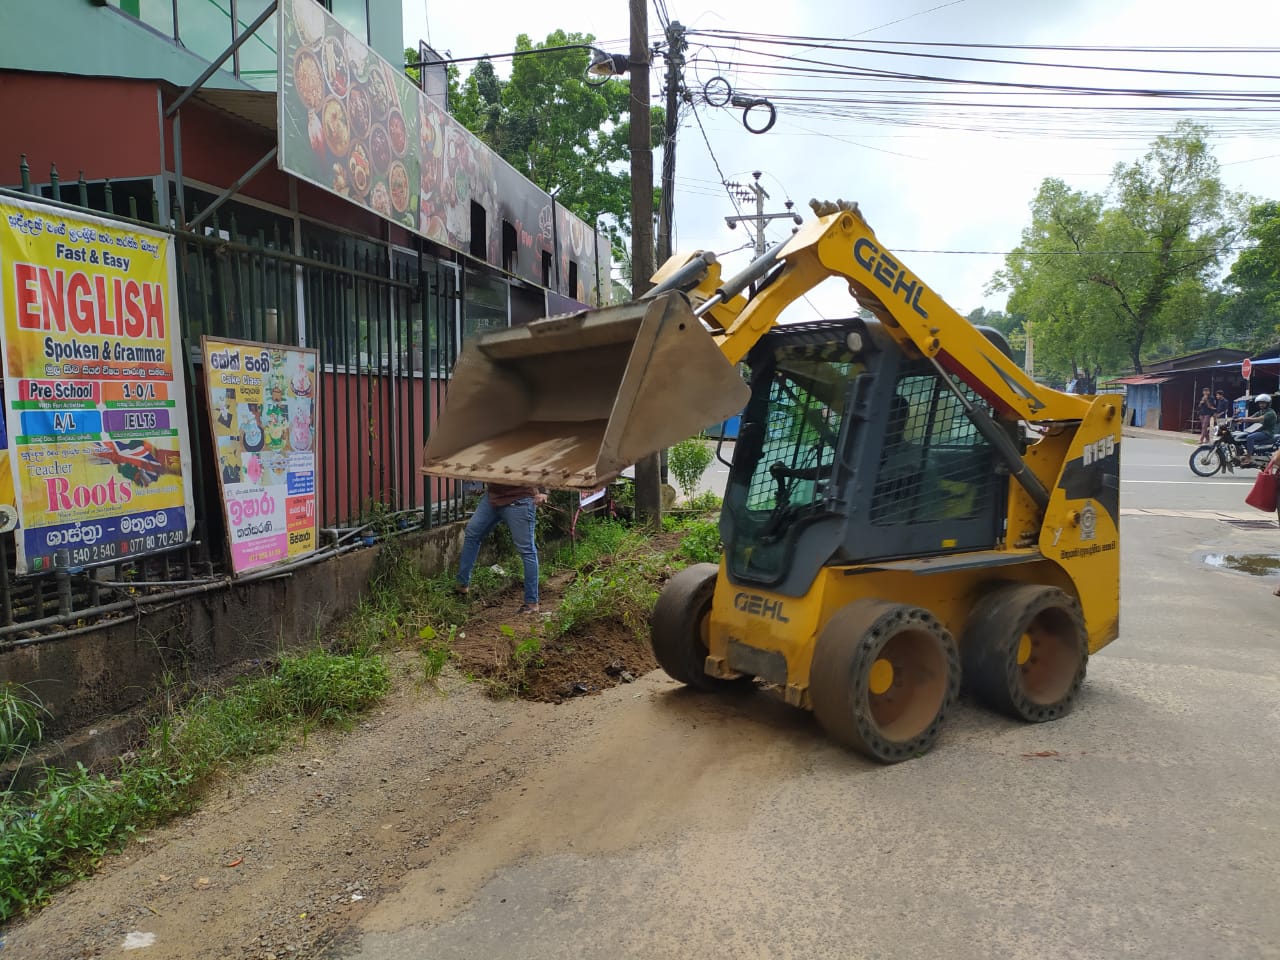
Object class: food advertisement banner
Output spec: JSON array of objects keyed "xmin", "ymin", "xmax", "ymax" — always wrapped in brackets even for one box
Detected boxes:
[
  {"xmin": 278, "ymin": 0, "xmax": 601, "ymax": 303},
  {"xmin": 202, "ymin": 337, "xmax": 318, "ymax": 576},
  {"xmin": 0, "ymin": 195, "xmax": 195, "ymax": 575}
]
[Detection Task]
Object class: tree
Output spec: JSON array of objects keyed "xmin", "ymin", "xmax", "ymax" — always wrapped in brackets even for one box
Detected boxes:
[
  {"xmin": 440, "ymin": 31, "xmax": 658, "ymax": 262},
  {"xmin": 1215, "ymin": 200, "xmax": 1280, "ymax": 348},
  {"xmin": 965, "ymin": 307, "xmax": 1027, "ymax": 370},
  {"xmin": 990, "ymin": 179, "xmax": 1122, "ymax": 381},
  {"xmin": 992, "ymin": 123, "xmax": 1246, "ymax": 375}
]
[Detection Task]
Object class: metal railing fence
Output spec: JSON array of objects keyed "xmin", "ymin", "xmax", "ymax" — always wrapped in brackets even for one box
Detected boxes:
[{"xmin": 0, "ymin": 159, "xmax": 468, "ymax": 641}]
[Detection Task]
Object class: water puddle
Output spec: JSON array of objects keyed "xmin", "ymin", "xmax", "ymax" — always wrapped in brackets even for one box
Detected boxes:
[{"xmin": 1204, "ymin": 553, "xmax": 1280, "ymax": 576}]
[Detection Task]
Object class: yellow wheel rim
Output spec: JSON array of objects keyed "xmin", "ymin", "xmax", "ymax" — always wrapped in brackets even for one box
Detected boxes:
[
  {"xmin": 1016, "ymin": 632, "xmax": 1033, "ymax": 665},
  {"xmin": 868, "ymin": 657, "xmax": 894, "ymax": 696}
]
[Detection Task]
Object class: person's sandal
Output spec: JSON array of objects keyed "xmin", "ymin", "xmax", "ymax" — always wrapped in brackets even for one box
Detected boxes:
[{"xmin": 518, "ymin": 603, "xmax": 540, "ymax": 615}]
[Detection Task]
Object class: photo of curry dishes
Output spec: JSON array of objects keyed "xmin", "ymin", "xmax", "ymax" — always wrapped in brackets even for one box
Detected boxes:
[{"xmin": 283, "ymin": 0, "xmax": 419, "ymax": 229}]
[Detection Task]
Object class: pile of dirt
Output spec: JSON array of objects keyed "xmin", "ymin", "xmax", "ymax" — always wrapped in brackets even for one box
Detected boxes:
[{"xmin": 448, "ymin": 569, "xmax": 661, "ymax": 703}]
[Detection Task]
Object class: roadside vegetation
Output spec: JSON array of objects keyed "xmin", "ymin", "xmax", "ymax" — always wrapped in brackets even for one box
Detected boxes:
[
  {"xmin": 0, "ymin": 490, "xmax": 723, "ymax": 921},
  {"xmin": 0, "ymin": 650, "xmax": 389, "ymax": 920}
]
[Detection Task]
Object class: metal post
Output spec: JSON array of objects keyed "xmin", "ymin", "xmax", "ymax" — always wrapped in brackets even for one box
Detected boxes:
[
  {"xmin": 165, "ymin": 0, "xmax": 277, "ymax": 118},
  {"xmin": 173, "ymin": 111, "xmax": 186, "ymax": 226},
  {"xmin": 230, "ymin": 0, "xmax": 240, "ymax": 78},
  {"xmin": 186, "ymin": 146, "xmax": 278, "ymax": 231}
]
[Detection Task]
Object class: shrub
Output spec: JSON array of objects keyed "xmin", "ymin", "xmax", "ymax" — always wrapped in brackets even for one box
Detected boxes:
[
  {"xmin": 668, "ymin": 437, "xmax": 714, "ymax": 499},
  {"xmin": 677, "ymin": 518, "xmax": 722, "ymax": 564}
]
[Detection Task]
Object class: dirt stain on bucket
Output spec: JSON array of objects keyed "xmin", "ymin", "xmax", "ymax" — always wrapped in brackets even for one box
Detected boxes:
[{"xmin": 1205, "ymin": 553, "xmax": 1280, "ymax": 576}]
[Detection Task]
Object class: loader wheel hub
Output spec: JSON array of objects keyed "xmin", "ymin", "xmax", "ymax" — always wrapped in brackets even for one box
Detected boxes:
[
  {"xmin": 1016, "ymin": 633, "xmax": 1033, "ymax": 665},
  {"xmin": 868, "ymin": 658, "xmax": 894, "ymax": 695}
]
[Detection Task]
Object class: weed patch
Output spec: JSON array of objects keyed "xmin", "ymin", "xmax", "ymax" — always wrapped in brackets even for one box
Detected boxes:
[
  {"xmin": 676, "ymin": 518, "xmax": 722, "ymax": 564},
  {"xmin": 0, "ymin": 684, "xmax": 47, "ymax": 767},
  {"xmin": 0, "ymin": 648, "xmax": 388, "ymax": 921}
]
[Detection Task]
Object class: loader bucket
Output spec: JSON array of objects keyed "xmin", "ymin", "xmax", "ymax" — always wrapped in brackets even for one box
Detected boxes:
[{"xmin": 421, "ymin": 292, "xmax": 750, "ymax": 489}]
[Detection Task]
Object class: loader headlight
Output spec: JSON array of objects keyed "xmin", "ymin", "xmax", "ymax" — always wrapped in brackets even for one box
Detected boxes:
[{"xmin": 846, "ymin": 331, "xmax": 863, "ymax": 354}]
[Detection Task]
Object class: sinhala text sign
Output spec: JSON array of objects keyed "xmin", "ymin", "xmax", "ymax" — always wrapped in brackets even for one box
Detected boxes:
[
  {"xmin": 0, "ymin": 195, "xmax": 195, "ymax": 574},
  {"xmin": 202, "ymin": 337, "xmax": 319, "ymax": 575}
]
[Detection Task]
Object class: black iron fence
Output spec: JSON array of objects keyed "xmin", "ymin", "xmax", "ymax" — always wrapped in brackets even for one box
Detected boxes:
[{"xmin": 0, "ymin": 160, "xmax": 469, "ymax": 641}]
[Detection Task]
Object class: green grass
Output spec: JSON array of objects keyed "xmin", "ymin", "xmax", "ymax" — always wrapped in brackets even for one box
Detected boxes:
[
  {"xmin": 0, "ymin": 508, "xmax": 728, "ymax": 918},
  {"xmin": 0, "ymin": 684, "xmax": 47, "ymax": 766},
  {"xmin": 675, "ymin": 517, "xmax": 722, "ymax": 564},
  {"xmin": 0, "ymin": 648, "xmax": 389, "ymax": 921}
]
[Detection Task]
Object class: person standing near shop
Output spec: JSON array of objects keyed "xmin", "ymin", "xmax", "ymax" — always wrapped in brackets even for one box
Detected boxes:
[
  {"xmin": 1196, "ymin": 387, "xmax": 1216, "ymax": 442},
  {"xmin": 455, "ymin": 483, "xmax": 547, "ymax": 614},
  {"xmin": 1214, "ymin": 388, "xmax": 1230, "ymax": 429}
]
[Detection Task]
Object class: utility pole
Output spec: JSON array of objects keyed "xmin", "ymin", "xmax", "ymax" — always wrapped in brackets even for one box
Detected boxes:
[
  {"xmin": 749, "ymin": 173, "xmax": 767, "ymax": 256},
  {"xmin": 725, "ymin": 171, "xmax": 802, "ymax": 256},
  {"xmin": 656, "ymin": 21, "xmax": 685, "ymax": 265},
  {"xmin": 628, "ymin": 0, "xmax": 663, "ymax": 529}
]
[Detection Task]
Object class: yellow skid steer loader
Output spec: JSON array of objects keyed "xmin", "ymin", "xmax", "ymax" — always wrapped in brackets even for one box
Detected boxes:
[{"xmin": 423, "ymin": 201, "xmax": 1120, "ymax": 763}]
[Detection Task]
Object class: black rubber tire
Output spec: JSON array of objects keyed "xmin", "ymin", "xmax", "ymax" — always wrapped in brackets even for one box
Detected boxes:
[
  {"xmin": 962, "ymin": 583, "xmax": 1088, "ymax": 722},
  {"xmin": 650, "ymin": 563, "xmax": 753, "ymax": 692},
  {"xmin": 809, "ymin": 599, "xmax": 960, "ymax": 764},
  {"xmin": 1189, "ymin": 444, "xmax": 1224, "ymax": 477}
]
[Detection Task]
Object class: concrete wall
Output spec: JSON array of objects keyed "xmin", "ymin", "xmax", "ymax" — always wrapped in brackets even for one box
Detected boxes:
[{"xmin": 0, "ymin": 521, "xmax": 465, "ymax": 768}]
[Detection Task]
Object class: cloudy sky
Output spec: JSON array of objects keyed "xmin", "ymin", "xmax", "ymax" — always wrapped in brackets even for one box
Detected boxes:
[{"xmin": 403, "ymin": 0, "xmax": 1280, "ymax": 320}]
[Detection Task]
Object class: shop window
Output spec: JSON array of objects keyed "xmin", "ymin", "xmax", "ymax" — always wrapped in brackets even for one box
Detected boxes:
[
  {"xmin": 424, "ymin": 260, "xmax": 461, "ymax": 377},
  {"xmin": 325, "ymin": 0, "xmax": 368, "ymax": 43},
  {"xmin": 567, "ymin": 261, "xmax": 578, "ymax": 299},
  {"xmin": 300, "ymin": 220, "xmax": 387, "ymax": 369},
  {"xmin": 469, "ymin": 202, "xmax": 486, "ymax": 260},
  {"xmin": 502, "ymin": 220, "xmax": 518, "ymax": 274},
  {"xmin": 510, "ymin": 282, "xmax": 545, "ymax": 327},
  {"xmin": 113, "ymin": 0, "xmax": 174, "ymax": 40},
  {"xmin": 177, "ymin": 184, "xmax": 296, "ymax": 345},
  {"xmin": 235, "ymin": 0, "xmax": 279, "ymax": 87},
  {"xmin": 463, "ymin": 266, "xmax": 508, "ymax": 342}
]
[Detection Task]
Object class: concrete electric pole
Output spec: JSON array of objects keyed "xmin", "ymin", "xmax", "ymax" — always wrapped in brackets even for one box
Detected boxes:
[
  {"xmin": 628, "ymin": 0, "xmax": 663, "ymax": 529},
  {"xmin": 725, "ymin": 171, "xmax": 801, "ymax": 256},
  {"xmin": 655, "ymin": 21, "xmax": 685, "ymax": 265}
]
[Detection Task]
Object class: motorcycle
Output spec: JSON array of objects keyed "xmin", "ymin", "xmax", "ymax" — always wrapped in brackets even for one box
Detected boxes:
[{"xmin": 1189, "ymin": 421, "xmax": 1278, "ymax": 477}]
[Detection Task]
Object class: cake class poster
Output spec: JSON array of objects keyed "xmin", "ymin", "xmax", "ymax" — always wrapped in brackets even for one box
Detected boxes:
[{"xmin": 201, "ymin": 337, "xmax": 318, "ymax": 575}]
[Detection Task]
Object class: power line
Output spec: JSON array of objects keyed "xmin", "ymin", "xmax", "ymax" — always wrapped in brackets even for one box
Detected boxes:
[
  {"xmin": 895, "ymin": 246, "xmax": 1250, "ymax": 256},
  {"xmin": 688, "ymin": 101, "xmax": 744, "ymax": 217},
  {"xmin": 689, "ymin": 30, "xmax": 1280, "ymax": 83}
]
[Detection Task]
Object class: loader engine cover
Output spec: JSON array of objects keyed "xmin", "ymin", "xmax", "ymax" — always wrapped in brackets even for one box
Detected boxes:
[{"xmin": 420, "ymin": 292, "xmax": 751, "ymax": 489}]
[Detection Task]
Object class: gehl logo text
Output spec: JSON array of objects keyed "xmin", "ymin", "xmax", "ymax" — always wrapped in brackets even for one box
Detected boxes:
[
  {"xmin": 853, "ymin": 237, "xmax": 929, "ymax": 319},
  {"xmin": 734, "ymin": 592, "xmax": 790, "ymax": 623}
]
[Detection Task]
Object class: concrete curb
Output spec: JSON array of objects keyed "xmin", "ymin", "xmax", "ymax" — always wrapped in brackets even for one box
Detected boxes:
[{"xmin": 1123, "ymin": 426, "xmax": 1200, "ymax": 444}]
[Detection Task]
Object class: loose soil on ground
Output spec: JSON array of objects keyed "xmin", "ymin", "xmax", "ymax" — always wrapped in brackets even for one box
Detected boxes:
[
  {"xmin": 450, "ymin": 569, "xmax": 659, "ymax": 703},
  {"xmin": 1, "ymin": 530, "xmax": 694, "ymax": 958}
]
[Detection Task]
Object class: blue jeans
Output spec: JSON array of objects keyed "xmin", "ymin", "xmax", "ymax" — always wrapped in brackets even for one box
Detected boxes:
[
  {"xmin": 1246, "ymin": 431, "xmax": 1274, "ymax": 457},
  {"xmin": 456, "ymin": 496, "xmax": 539, "ymax": 604}
]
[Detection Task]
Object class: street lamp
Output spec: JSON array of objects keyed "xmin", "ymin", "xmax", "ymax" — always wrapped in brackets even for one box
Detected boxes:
[{"xmin": 585, "ymin": 47, "xmax": 632, "ymax": 85}]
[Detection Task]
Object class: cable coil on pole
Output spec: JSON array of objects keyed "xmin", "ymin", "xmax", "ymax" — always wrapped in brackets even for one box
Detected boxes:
[{"xmin": 700, "ymin": 76, "xmax": 778, "ymax": 134}]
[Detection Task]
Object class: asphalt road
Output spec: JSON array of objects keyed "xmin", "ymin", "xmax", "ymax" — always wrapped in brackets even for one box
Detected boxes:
[{"xmin": 337, "ymin": 433, "xmax": 1278, "ymax": 960}]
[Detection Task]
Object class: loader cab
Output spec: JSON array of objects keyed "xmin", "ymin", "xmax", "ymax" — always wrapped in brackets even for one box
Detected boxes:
[{"xmin": 722, "ymin": 318, "xmax": 1006, "ymax": 596}]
